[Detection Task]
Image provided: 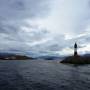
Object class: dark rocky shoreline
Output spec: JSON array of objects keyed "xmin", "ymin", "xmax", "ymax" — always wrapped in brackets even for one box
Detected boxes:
[{"xmin": 60, "ymin": 55, "xmax": 90, "ymax": 64}]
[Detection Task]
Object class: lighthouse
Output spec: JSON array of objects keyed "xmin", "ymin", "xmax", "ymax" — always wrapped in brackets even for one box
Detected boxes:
[{"xmin": 74, "ymin": 42, "xmax": 78, "ymax": 56}]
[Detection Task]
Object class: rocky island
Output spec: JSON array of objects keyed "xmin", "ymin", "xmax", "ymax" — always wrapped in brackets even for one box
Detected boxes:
[
  {"xmin": 60, "ymin": 43, "xmax": 90, "ymax": 64},
  {"xmin": 60, "ymin": 55, "xmax": 90, "ymax": 64}
]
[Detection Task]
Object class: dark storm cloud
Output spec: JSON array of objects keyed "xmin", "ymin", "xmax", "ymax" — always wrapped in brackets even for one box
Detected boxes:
[
  {"xmin": 0, "ymin": 0, "xmax": 50, "ymax": 20},
  {"xmin": 0, "ymin": 0, "xmax": 50, "ymax": 36},
  {"xmin": 0, "ymin": 0, "xmax": 52, "ymax": 55}
]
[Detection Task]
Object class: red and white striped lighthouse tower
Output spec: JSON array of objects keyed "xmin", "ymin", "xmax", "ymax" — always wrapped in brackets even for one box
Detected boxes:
[{"xmin": 74, "ymin": 42, "xmax": 78, "ymax": 56}]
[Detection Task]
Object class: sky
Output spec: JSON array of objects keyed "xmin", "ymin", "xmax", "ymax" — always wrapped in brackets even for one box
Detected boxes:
[{"xmin": 0, "ymin": 0, "xmax": 90, "ymax": 56}]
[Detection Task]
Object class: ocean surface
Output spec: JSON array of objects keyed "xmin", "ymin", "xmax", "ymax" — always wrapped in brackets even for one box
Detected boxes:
[{"xmin": 0, "ymin": 60, "xmax": 90, "ymax": 90}]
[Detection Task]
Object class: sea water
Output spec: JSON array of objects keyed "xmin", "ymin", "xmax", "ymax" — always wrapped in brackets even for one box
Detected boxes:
[{"xmin": 0, "ymin": 60, "xmax": 90, "ymax": 90}]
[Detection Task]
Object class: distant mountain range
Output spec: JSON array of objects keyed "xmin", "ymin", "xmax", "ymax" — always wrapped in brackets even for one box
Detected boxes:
[
  {"xmin": 0, "ymin": 52, "xmax": 33, "ymax": 60},
  {"xmin": 40, "ymin": 54, "xmax": 90, "ymax": 60},
  {"xmin": 0, "ymin": 52, "xmax": 90, "ymax": 61},
  {"xmin": 35, "ymin": 55, "xmax": 64, "ymax": 60},
  {"xmin": 83, "ymin": 54, "xmax": 90, "ymax": 57},
  {"xmin": 0, "ymin": 52, "xmax": 64, "ymax": 60}
]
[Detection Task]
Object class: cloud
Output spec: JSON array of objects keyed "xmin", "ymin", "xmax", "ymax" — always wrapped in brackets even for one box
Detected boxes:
[
  {"xmin": 0, "ymin": 0, "xmax": 50, "ymax": 20},
  {"xmin": 0, "ymin": 0, "xmax": 90, "ymax": 56},
  {"xmin": 0, "ymin": 0, "xmax": 52, "ymax": 56}
]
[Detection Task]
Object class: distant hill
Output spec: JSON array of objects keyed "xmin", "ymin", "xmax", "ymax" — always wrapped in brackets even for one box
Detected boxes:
[
  {"xmin": 36, "ymin": 55, "xmax": 64, "ymax": 60},
  {"xmin": 83, "ymin": 54, "xmax": 90, "ymax": 57},
  {"xmin": 0, "ymin": 52, "xmax": 33, "ymax": 60}
]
